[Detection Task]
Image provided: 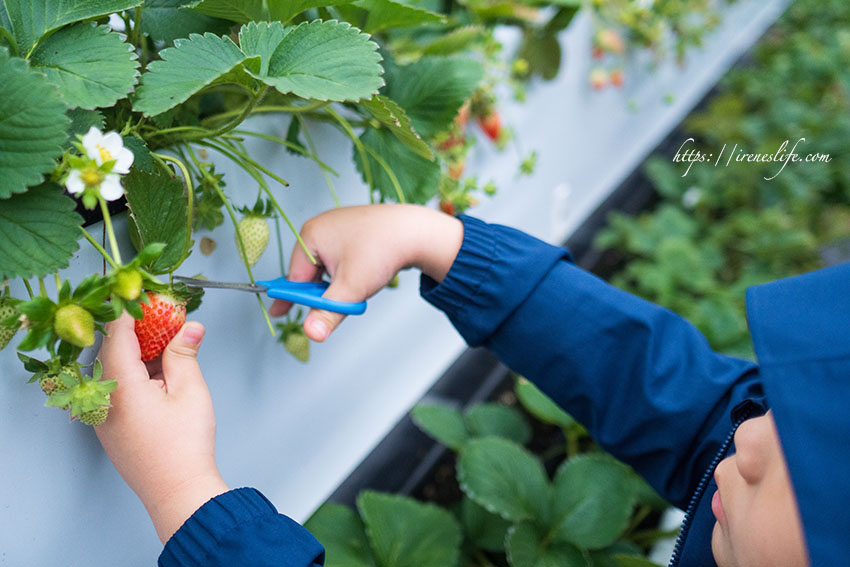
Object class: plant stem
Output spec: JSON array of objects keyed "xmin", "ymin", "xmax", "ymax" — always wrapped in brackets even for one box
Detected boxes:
[
  {"xmin": 229, "ymin": 129, "xmax": 338, "ymax": 175},
  {"xmin": 197, "ymin": 140, "xmax": 316, "ymax": 265},
  {"xmin": 153, "ymin": 153, "xmax": 195, "ymax": 270},
  {"xmin": 212, "ymin": 138, "xmax": 290, "ymax": 187},
  {"xmin": 297, "ymin": 116, "xmax": 340, "ymax": 206},
  {"xmin": 132, "ymin": 6, "xmax": 143, "ymax": 47},
  {"xmin": 99, "ymin": 197, "xmax": 123, "ymax": 265},
  {"xmin": 80, "ymin": 227, "xmax": 118, "ymax": 269},
  {"xmin": 185, "ymin": 145, "xmax": 276, "ymax": 336},
  {"xmin": 363, "ymin": 143, "xmax": 406, "ymax": 203},
  {"xmin": 201, "ymin": 101, "xmax": 328, "ymax": 126},
  {"xmin": 54, "ymin": 273, "xmax": 61, "ymax": 293},
  {"xmin": 22, "ymin": 279, "xmax": 34, "ymax": 299},
  {"xmin": 207, "ymin": 86, "xmax": 268, "ymax": 139},
  {"xmin": 274, "ymin": 215, "xmax": 286, "ymax": 275},
  {"xmin": 326, "ymin": 107, "xmax": 374, "ymax": 198},
  {"xmin": 38, "ymin": 277, "xmax": 47, "ymax": 297}
]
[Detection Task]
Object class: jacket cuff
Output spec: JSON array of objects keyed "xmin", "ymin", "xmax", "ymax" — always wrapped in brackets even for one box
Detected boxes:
[
  {"xmin": 420, "ymin": 215, "xmax": 572, "ymax": 346},
  {"xmin": 158, "ymin": 487, "xmax": 321, "ymax": 567}
]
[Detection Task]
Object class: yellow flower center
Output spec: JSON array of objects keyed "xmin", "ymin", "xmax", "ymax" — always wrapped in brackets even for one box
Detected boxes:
[
  {"xmin": 81, "ymin": 167, "xmax": 104, "ymax": 187},
  {"xmin": 96, "ymin": 144, "xmax": 113, "ymax": 163}
]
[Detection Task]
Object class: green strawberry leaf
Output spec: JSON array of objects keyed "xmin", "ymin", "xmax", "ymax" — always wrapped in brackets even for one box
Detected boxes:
[
  {"xmin": 461, "ymin": 496, "xmax": 512, "ymax": 553},
  {"xmin": 64, "ymin": 108, "xmax": 105, "ymax": 149},
  {"xmin": 243, "ymin": 20, "xmax": 384, "ymax": 102},
  {"xmin": 411, "ymin": 403, "xmax": 469, "ymax": 450},
  {"xmin": 0, "ymin": 183, "xmax": 82, "ymax": 279},
  {"xmin": 355, "ymin": 127, "xmax": 440, "ymax": 203},
  {"xmin": 506, "ymin": 521, "xmax": 586, "ymax": 567},
  {"xmin": 189, "ymin": 0, "xmax": 354, "ymax": 25},
  {"xmin": 464, "ymin": 403, "xmax": 532, "ymax": 445},
  {"xmin": 0, "ymin": 48, "xmax": 70, "ymax": 199},
  {"xmin": 304, "ymin": 503, "xmax": 376, "ymax": 567},
  {"xmin": 30, "ymin": 23, "xmax": 139, "ymax": 109},
  {"xmin": 0, "ymin": 0, "xmax": 142, "ymax": 56},
  {"xmin": 357, "ymin": 491, "xmax": 462, "ymax": 567},
  {"xmin": 550, "ymin": 454, "xmax": 636, "ymax": 549},
  {"xmin": 133, "ymin": 32, "xmax": 252, "ymax": 117},
  {"xmin": 360, "ymin": 94, "xmax": 432, "ymax": 160},
  {"xmin": 123, "ymin": 168, "xmax": 189, "ymax": 274},
  {"xmin": 353, "ymin": 0, "xmax": 446, "ymax": 34},
  {"xmin": 383, "ymin": 56, "xmax": 483, "ymax": 138},
  {"xmin": 140, "ymin": 0, "xmax": 232, "ymax": 45},
  {"xmin": 122, "ymin": 136, "xmax": 156, "ymax": 174},
  {"xmin": 457, "ymin": 437, "xmax": 551, "ymax": 523},
  {"xmin": 515, "ymin": 377, "xmax": 576, "ymax": 429}
]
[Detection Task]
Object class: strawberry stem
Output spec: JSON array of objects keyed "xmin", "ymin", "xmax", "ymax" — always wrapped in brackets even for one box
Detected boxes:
[
  {"xmin": 152, "ymin": 153, "xmax": 194, "ymax": 272},
  {"xmin": 79, "ymin": 227, "xmax": 119, "ymax": 269},
  {"xmin": 227, "ymin": 129, "xmax": 338, "ymax": 176},
  {"xmin": 98, "ymin": 196, "xmax": 123, "ymax": 265},
  {"xmin": 196, "ymin": 140, "xmax": 316, "ymax": 265},
  {"xmin": 325, "ymin": 107, "xmax": 374, "ymax": 203},
  {"xmin": 185, "ymin": 144, "xmax": 275, "ymax": 336},
  {"xmin": 362, "ymin": 143, "xmax": 406, "ymax": 203},
  {"xmin": 22, "ymin": 279, "xmax": 34, "ymax": 299},
  {"xmin": 295, "ymin": 116, "xmax": 340, "ymax": 207}
]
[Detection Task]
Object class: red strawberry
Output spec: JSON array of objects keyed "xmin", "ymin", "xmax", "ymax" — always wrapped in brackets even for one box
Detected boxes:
[
  {"xmin": 478, "ymin": 112, "xmax": 501, "ymax": 142},
  {"xmin": 134, "ymin": 292, "xmax": 187, "ymax": 361},
  {"xmin": 610, "ymin": 68, "xmax": 624, "ymax": 87},
  {"xmin": 592, "ymin": 46, "xmax": 605, "ymax": 59},
  {"xmin": 439, "ymin": 200, "xmax": 456, "ymax": 216}
]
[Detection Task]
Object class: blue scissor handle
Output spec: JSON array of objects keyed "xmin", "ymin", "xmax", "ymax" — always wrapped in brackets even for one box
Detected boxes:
[{"xmin": 256, "ymin": 278, "xmax": 367, "ymax": 315}]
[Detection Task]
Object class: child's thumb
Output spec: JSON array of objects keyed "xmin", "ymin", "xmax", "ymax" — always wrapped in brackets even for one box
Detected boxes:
[{"xmin": 161, "ymin": 322, "xmax": 206, "ymax": 393}]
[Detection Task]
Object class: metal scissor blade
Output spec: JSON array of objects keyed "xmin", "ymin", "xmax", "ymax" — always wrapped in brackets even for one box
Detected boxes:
[{"xmin": 173, "ymin": 276, "xmax": 268, "ymax": 293}]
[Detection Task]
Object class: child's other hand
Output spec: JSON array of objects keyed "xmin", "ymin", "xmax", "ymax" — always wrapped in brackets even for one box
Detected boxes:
[
  {"xmin": 269, "ymin": 204, "xmax": 463, "ymax": 342},
  {"xmin": 95, "ymin": 313, "xmax": 229, "ymax": 543}
]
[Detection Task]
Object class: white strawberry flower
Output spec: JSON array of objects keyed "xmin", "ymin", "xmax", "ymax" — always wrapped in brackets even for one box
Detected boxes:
[
  {"xmin": 81, "ymin": 127, "xmax": 134, "ymax": 174},
  {"xmin": 64, "ymin": 128, "xmax": 135, "ymax": 203}
]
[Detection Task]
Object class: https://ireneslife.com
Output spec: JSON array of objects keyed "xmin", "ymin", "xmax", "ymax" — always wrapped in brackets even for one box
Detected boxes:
[{"xmin": 673, "ymin": 137, "xmax": 831, "ymax": 180}]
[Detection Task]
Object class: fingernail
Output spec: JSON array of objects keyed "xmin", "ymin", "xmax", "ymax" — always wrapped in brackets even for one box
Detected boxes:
[
  {"xmin": 182, "ymin": 323, "xmax": 204, "ymax": 346},
  {"xmin": 310, "ymin": 319, "xmax": 328, "ymax": 340}
]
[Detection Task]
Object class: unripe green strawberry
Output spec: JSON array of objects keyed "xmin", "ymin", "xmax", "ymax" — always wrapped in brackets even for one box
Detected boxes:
[
  {"xmin": 54, "ymin": 304, "xmax": 95, "ymax": 348},
  {"xmin": 40, "ymin": 366, "xmax": 75, "ymax": 395},
  {"xmin": 114, "ymin": 269, "xmax": 143, "ymax": 300},
  {"xmin": 235, "ymin": 215, "xmax": 270, "ymax": 267},
  {"xmin": 0, "ymin": 297, "xmax": 20, "ymax": 351},
  {"xmin": 284, "ymin": 328, "xmax": 310, "ymax": 363},
  {"xmin": 79, "ymin": 395, "xmax": 110, "ymax": 426}
]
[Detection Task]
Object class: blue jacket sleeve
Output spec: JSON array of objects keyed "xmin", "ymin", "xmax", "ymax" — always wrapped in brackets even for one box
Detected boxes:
[
  {"xmin": 420, "ymin": 215, "xmax": 764, "ymax": 508},
  {"xmin": 158, "ymin": 488, "xmax": 325, "ymax": 567}
]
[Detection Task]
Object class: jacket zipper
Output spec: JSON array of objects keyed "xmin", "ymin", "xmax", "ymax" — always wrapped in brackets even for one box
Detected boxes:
[{"xmin": 667, "ymin": 407, "xmax": 756, "ymax": 567}]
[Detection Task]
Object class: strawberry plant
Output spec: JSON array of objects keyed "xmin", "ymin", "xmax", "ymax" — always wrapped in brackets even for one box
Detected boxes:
[{"xmin": 307, "ymin": 377, "xmax": 670, "ymax": 566}]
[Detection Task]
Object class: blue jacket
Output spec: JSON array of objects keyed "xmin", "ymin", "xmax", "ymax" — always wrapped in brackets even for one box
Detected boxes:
[{"xmin": 160, "ymin": 214, "xmax": 846, "ymax": 566}]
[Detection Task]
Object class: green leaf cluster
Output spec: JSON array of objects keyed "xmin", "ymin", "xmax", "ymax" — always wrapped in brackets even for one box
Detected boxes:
[
  {"xmin": 594, "ymin": 0, "xmax": 850, "ymax": 359},
  {"xmin": 306, "ymin": 491, "xmax": 462, "ymax": 567},
  {"xmin": 133, "ymin": 20, "xmax": 384, "ymax": 117},
  {"xmin": 310, "ymin": 379, "xmax": 667, "ymax": 566}
]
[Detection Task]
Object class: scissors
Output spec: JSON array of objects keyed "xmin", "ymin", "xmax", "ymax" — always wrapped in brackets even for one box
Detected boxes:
[{"xmin": 173, "ymin": 276, "xmax": 367, "ymax": 315}]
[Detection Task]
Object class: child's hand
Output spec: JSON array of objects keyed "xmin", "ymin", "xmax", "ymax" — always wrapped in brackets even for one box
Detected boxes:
[
  {"xmin": 269, "ymin": 204, "xmax": 463, "ymax": 341},
  {"xmin": 95, "ymin": 313, "xmax": 229, "ymax": 543}
]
